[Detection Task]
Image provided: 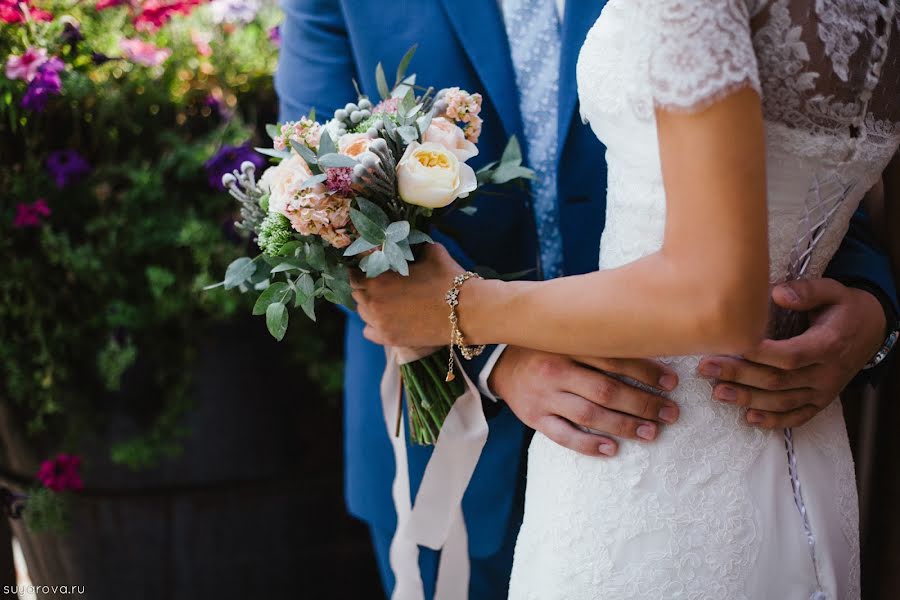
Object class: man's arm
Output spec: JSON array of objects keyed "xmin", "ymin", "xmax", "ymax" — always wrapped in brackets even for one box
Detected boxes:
[
  {"xmin": 275, "ymin": 0, "xmax": 358, "ymax": 121},
  {"xmin": 701, "ymin": 198, "xmax": 898, "ymax": 429}
]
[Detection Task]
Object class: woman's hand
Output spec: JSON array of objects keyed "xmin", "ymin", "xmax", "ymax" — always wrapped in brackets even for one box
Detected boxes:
[{"xmin": 352, "ymin": 243, "xmax": 466, "ymax": 347}]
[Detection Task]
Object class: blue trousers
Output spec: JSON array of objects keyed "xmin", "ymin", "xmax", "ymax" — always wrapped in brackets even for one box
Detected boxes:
[{"xmin": 367, "ymin": 513, "xmax": 521, "ymax": 600}]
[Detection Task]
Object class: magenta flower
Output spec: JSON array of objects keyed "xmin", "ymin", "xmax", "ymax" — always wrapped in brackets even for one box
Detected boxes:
[
  {"xmin": 119, "ymin": 38, "xmax": 172, "ymax": 67},
  {"xmin": 325, "ymin": 167, "xmax": 353, "ymax": 195},
  {"xmin": 268, "ymin": 25, "xmax": 281, "ymax": 47},
  {"xmin": 13, "ymin": 199, "xmax": 51, "ymax": 228},
  {"xmin": 95, "ymin": 0, "xmax": 127, "ymax": 9},
  {"xmin": 5, "ymin": 47, "xmax": 48, "ymax": 82},
  {"xmin": 20, "ymin": 58, "xmax": 63, "ymax": 112},
  {"xmin": 46, "ymin": 149, "xmax": 91, "ymax": 188},
  {"xmin": 37, "ymin": 454, "xmax": 84, "ymax": 492}
]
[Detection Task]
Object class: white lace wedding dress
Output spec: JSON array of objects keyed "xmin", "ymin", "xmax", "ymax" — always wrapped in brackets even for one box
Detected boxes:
[{"xmin": 508, "ymin": 1, "xmax": 900, "ymax": 599}]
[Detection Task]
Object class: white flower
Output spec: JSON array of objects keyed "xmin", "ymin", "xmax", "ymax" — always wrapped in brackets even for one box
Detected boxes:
[
  {"xmin": 259, "ymin": 154, "xmax": 313, "ymax": 217},
  {"xmin": 396, "ymin": 142, "xmax": 477, "ymax": 209},
  {"xmin": 422, "ymin": 117, "xmax": 478, "ymax": 161}
]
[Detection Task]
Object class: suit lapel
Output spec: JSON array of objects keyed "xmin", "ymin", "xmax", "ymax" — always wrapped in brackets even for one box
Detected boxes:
[
  {"xmin": 438, "ymin": 0, "xmax": 524, "ymax": 140},
  {"xmin": 557, "ymin": 0, "xmax": 607, "ymax": 160}
]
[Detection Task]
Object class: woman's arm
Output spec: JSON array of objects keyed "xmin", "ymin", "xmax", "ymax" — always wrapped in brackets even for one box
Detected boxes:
[{"xmin": 356, "ymin": 88, "xmax": 770, "ymax": 358}]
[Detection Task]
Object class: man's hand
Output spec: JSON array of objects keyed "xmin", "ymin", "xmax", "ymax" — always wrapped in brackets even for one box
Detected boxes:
[
  {"xmin": 490, "ymin": 346, "xmax": 680, "ymax": 457},
  {"xmin": 698, "ymin": 278, "xmax": 886, "ymax": 429}
]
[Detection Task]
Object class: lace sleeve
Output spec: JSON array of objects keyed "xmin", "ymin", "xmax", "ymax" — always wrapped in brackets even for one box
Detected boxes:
[{"xmin": 645, "ymin": 0, "xmax": 761, "ymax": 113}]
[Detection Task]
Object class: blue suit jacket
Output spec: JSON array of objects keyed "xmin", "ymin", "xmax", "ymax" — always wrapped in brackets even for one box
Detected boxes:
[{"xmin": 275, "ymin": 0, "xmax": 898, "ymax": 559}]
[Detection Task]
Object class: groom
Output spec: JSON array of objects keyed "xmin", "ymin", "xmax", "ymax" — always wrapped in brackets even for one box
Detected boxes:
[{"xmin": 276, "ymin": 0, "xmax": 898, "ymax": 597}]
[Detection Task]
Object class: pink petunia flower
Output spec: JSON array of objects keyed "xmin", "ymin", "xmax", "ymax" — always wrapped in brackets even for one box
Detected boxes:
[
  {"xmin": 37, "ymin": 453, "xmax": 84, "ymax": 492},
  {"xmin": 13, "ymin": 198, "xmax": 51, "ymax": 228},
  {"xmin": 5, "ymin": 47, "xmax": 48, "ymax": 82},
  {"xmin": 133, "ymin": 0, "xmax": 201, "ymax": 31},
  {"xmin": 190, "ymin": 30, "xmax": 213, "ymax": 57},
  {"xmin": 119, "ymin": 38, "xmax": 172, "ymax": 67}
]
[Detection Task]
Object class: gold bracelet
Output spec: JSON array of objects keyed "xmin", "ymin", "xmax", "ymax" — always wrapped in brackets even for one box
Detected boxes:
[{"xmin": 444, "ymin": 271, "xmax": 486, "ymax": 382}]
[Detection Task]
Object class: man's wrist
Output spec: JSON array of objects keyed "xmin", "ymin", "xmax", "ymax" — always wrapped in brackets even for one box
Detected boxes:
[
  {"xmin": 478, "ymin": 344, "xmax": 509, "ymax": 402},
  {"xmin": 843, "ymin": 280, "xmax": 899, "ymax": 369}
]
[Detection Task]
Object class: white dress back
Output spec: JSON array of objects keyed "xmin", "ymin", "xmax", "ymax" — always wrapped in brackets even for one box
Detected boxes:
[{"xmin": 508, "ymin": 1, "xmax": 900, "ymax": 598}]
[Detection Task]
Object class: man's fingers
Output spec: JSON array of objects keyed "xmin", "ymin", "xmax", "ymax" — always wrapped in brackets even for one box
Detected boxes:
[
  {"xmin": 772, "ymin": 278, "xmax": 846, "ymax": 312},
  {"xmin": 698, "ymin": 355, "xmax": 814, "ymax": 391},
  {"xmin": 573, "ymin": 356, "xmax": 678, "ymax": 392},
  {"xmin": 537, "ymin": 415, "xmax": 618, "ymax": 457},
  {"xmin": 745, "ymin": 404, "xmax": 822, "ymax": 429},
  {"xmin": 563, "ymin": 367, "xmax": 678, "ymax": 424},
  {"xmin": 710, "ymin": 381, "xmax": 816, "ymax": 413},
  {"xmin": 740, "ymin": 334, "xmax": 829, "ymax": 370},
  {"xmin": 554, "ymin": 392, "xmax": 660, "ymax": 441}
]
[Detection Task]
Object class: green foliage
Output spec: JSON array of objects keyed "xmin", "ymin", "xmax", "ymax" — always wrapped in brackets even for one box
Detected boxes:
[
  {"xmin": 24, "ymin": 487, "xmax": 68, "ymax": 534},
  {"xmin": 0, "ymin": 1, "xmax": 343, "ymax": 486},
  {"xmin": 257, "ymin": 213, "xmax": 293, "ymax": 256}
]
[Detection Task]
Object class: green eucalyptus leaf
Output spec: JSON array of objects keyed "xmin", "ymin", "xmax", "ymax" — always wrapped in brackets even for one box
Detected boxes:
[
  {"xmin": 265, "ymin": 302, "xmax": 289, "ymax": 341},
  {"xmin": 383, "ymin": 241, "xmax": 409, "ymax": 276},
  {"xmin": 343, "ymin": 237, "xmax": 378, "ymax": 257},
  {"xmin": 270, "ymin": 260, "xmax": 305, "ymax": 274},
  {"xmin": 375, "ymin": 62, "xmax": 390, "ymax": 99},
  {"xmin": 317, "ymin": 130, "xmax": 336, "ymax": 156},
  {"xmin": 385, "ymin": 221, "xmax": 411, "ymax": 243},
  {"xmin": 392, "ymin": 74, "xmax": 416, "ymax": 99},
  {"xmin": 500, "ymin": 135, "xmax": 523, "ymax": 166},
  {"xmin": 308, "ymin": 108, "xmax": 316, "ymax": 121},
  {"xmin": 327, "ymin": 278, "xmax": 354, "ymax": 308},
  {"xmin": 360, "ymin": 250, "xmax": 391, "ymax": 278},
  {"xmin": 398, "ymin": 90, "xmax": 416, "ymax": 120},
  {"xmin": 255, "ymin": 147, "xmax": 292, "ymax": 160},
  {"xmin": 459, "ymin": 206, "xmax": 478, "ymax": 216},
  {"xmin": 350, "ymin": 208, "xmax": 386, "ymax": 244},
  {"xmin": 252, "ymin": 282, "xmax": 292, "ymax": 315},
  {"xmin": 305, "ymin": 243, "xmax": 327, "ymax": 270},
  {"xmin": 317, "ymin": 153, "xmax": 357, "ymax": 169},
  {"xmin": 395, "ymin": 45, "xmax": 418, "ymax": 87},
  {"xmin": 290, "ymin": 140, "xmax": 318, "ymax": 167},
  {"xmin": 265, "ymin": 123, "xmax": 280, "ymax": 140},
  {"xmin": 297, "ymin": 273, "xmax": 316, "ymax": 298},
  {"xmin": 407, "ymin": 229, "xmax": 434, "ymax": 245},
  {"xmin": 396, "ymin": 125, "xmax": 419, "ymax": 144},
  {"xmin": 416, "ymin": 111, "xmax": 433, "ymax": 138},
  {"xmin": 397, "ymin": 239, "xmax": 414, "ymax": 261},
  {"xmin": 491, "ymin": 164, "xmax": 535, "ymax": 185},
  {"xmin": 356, "ymin": 197, "xmax": 390, "ymax": 228},
  {"xmin": 276, "ymin": 240, "xmax": 304, "ymax": 257},
  {"xmin": 301, "ymin": 173, "xmax": 328, "ymax": 188},
  {"xmin": 224, "ymin": 258, "xmax": 256, "ymax": 290}
]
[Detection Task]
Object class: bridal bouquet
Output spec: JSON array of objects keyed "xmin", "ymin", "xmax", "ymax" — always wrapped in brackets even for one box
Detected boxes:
[{"xmin": 210, "ymin": 47, "xmax": 532, "ymax": 444}]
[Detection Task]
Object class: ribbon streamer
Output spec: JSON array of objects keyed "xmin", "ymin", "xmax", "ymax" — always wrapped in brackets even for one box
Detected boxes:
[{"xmin": 380, "ymin": 346, "xmax": 489, "ymax": 600}]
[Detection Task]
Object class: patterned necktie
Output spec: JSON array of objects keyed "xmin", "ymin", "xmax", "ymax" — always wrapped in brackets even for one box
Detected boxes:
[{"xmin": 501, "ymin": 0, "xmax": 564, "ymax": 279}]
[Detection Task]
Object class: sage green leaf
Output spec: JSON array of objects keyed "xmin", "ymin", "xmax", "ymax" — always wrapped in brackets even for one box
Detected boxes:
[
  {"xmin": 224, "ymin": 257, "xmax": 256, "ymax": 290},
  {"xmin": 318, "ymin": 130, "xmax": 336, "ymax": 156},
  {"xmin": 317, "ymin": 153, "xmax": 357, "ymax": 168},
  {"xmin": 266, "ymin": 302, "xmax": 289, "ymax": 341},
  {"xmin": 291, "ymin": 140, "xmax": 318, "ymax": 167},
  {"xmin": 265, "ymin": 123, "xmax": 280, "ymax": 140},
  {"xmin": 297, "ymin": 273, "xmax": 316, "ymax": 298},
  {"xmin": 500, "ymin": 135, "xmax": 523, "ymax": 166},
  {"xmin": 327, "ymin": 278, "xmax": 354, "ymax": 307},
  {"xmin": 396, "ymin": 125, "xmax": 419, "ymax": 144},
  {"xmin": 350, "ymin": 208, "xmax": 386, "ymax": 244},
  {"xmin": 395, "ymin": 45, "xmax": 418, "ymax": 87},
  {"xmin": 253, "ymin": 282, "xmax": 292, "ymax": 315},
  {"xmin": 255, "ymin": 147, "xmax": 291, "ymax": 160},
  {"xmin": 356, "ymin": 197, "xmax": 390, "ymax": 228},
  {"xmin": 360, "ymin": 250, "xmax": 391, "ymax": 278},
  {"xmin": 305, "ymin": 243, "xmax": 327, "ymax": 270},
  {"xmin": 343, "ymin": 237, "xmax": 378, "ymax": 257},
  {"xmin": 399, "ymin": 89, "xmax": 416, "ymax": 120},
  {"xmin": 491, "ymin": 164, "xmax": 535, "ymax": 185},
  {"xmin": 385, "ymin": 221, "xmax": 411, "ymax": 243},
  {"xmin": 270, "ymin": 260, "xmax": 306, "ymax": 274},
  {"xmin": 397, "ymin": 239, "xmax": 414, "ymax": 260},
  {"xmin": 301, "ymin": 173, "xmax": 328, "ymax": 189},
  {"xmin": 407, "ymin": 229, "xmax": 434, "ymax": 245},
  {"xmin": 383, "ymin": 241, "xmax": 409, "ymax": 276},
  {"xmin": 416, "ymin": 111, "xmax": 433, "ymax": 138},
  {"xmin": 459, "ymin": 206, "xmax": 478, "ymax": 216},
  {"xmin": 276, "ymin": 241, "xmax": 304, "ymax": 257},
  {"xmin": 309, "ymin": 108, "xmax": 316, "ymax": 121},
  {"xmin": 375, "ymin": 62, "xmax": 390, "ymax": 99},
  {"xmin": 393, "ymin": 74, "xmax": 416, "ymax": 100}
]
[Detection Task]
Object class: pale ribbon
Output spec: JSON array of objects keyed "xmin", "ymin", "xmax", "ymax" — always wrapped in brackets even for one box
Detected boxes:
[{"xmin": 380, "ymin": 346, "xmax": 489, "ymax": 600}]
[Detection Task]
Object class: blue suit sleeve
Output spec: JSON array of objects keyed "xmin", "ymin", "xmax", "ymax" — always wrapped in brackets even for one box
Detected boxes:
[
  {"xmin": 824, "ymin": 207, "xmax": 898, "ymax": 385},
  {"xmin": 824, "ymin": 208, "xmax": 898, "ymax": 314},
  {"xmin": 275, "ymin": 0, "xmax": 358, "ymax": 121}
]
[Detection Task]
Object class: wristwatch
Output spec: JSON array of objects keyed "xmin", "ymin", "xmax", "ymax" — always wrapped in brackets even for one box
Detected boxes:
[{"xmin": 849, "ymin": 281, "xmax": 900, "ymax": 370}]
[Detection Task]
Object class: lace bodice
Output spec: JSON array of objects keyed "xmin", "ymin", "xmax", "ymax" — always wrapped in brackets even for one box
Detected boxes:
[{"xmin": 508, "ymin": 3, "xmax": 899, "ymax": 599}]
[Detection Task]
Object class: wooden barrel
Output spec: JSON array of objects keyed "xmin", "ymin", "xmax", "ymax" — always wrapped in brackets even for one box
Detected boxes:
[{"xmin": 1, "ymin": 318, "xmax": 382, "ymax": 599}]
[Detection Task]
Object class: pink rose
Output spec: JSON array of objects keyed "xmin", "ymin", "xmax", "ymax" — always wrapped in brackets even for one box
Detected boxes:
[
  {"xmin": 338, "ymin": 133, "xmax": 374, "ymax": 158},
  {"xmin": 5, "ymin": 47, "xmax": 48, "ymax": 82},
  {"xmin": 258, "ymin": 154, "xmax": 314, "ymax": 217},
  {"xmin": 119, "ymin": 38, "xmax": 172, "ymax": 67},
  {"xmin": 423, "ymin": 117, "xmax": 479, "ymax": 162}
]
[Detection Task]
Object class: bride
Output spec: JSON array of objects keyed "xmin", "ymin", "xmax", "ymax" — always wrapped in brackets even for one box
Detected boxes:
[{"xmin": 353, "ymin": 0, "xmax": 900, "ymax": 597}]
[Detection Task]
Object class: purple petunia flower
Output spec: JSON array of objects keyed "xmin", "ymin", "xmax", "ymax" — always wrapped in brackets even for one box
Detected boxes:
[
  {"xmin": 20, "ymin": 57, "xmax": 64, "ymax": 112},
  {"xmin": 268, "ymin": 25, "xmax": 281, "ymax": 47},
  {"xmin": 204, "ymin": 144, "xmax": 265, "ymax": 190},
  {"xmin": 46, "ymin": 149, "xmax": 91, "ymax": 188}
]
